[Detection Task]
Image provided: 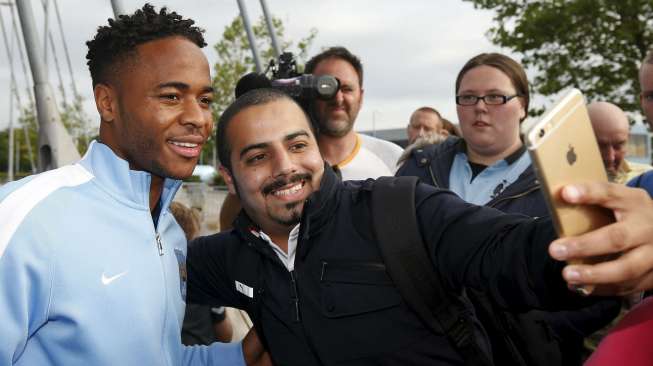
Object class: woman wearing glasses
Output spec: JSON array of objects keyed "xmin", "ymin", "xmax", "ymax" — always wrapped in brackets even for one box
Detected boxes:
[
  {"xmin": 397, "ymin": 53, "xmax": 542, "ymax": 212},
  {"xmin": 397, "ymin": 52, "xmax": 620, "ymax": 366}
]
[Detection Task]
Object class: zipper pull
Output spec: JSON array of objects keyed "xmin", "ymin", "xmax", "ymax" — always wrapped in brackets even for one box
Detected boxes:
[
  {"xmin": 293, "ymin": 298, "xmax": 300, "ymax": 323},
  {"xmin": 290, "ymin": 271, "xmax": 300, "ymax": 322},
  {"xmin": 156, "ymin": 232, "xmax": 164, "ymax": 256}
]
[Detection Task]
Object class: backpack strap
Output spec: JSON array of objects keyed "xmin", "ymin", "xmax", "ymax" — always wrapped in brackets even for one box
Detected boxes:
[{"xmin": 371, "ymin": 176, "xmax": 492, "ymax": 366}]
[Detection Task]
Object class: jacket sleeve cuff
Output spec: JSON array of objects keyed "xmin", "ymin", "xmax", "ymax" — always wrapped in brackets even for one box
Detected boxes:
[{"xmin": 209, "ymin": 341, "xmax": 245, "ymax": 366}]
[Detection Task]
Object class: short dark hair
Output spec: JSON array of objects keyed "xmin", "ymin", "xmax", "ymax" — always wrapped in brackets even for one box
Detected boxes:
[
  {"xmin": 305, "ymin": 46, "xmax": 364, "ymax": 87},
  {"xmin": 86, "ymin": 3, "xmax": 206, "ymax": 87},
  {"xmin": 455, "ymin": 53, "xmax": 530, "ymax": 121},
  {"xmin": 217, "ymin": 89, "xmax": 313, "ymax": 172}
]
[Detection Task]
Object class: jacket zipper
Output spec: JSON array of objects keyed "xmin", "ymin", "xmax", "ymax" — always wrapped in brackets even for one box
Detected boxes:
[
  {"xmin": 290, "ymin": 270, "xmax": 300, "ymax": 322},
  {"xmin": 427, "ymin": 164, "xmax": 441, "ymax": 188},
  {"xmin": 290, "ymin": 269, "xmax": 326, "ymax": 365},
  {"xmin": 156, "ymin": 232, "xmax": 164, "ymax": 256},
  {"xmin": 241, "ymin": 218, "xmax": 326, "ymax": 364},
  {"xmin": 152, "ymin": 225, "xmax": 169, "ymax": 366}
]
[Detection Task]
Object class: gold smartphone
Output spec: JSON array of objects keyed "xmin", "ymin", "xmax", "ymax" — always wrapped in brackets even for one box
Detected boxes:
[{"xmin": 522, "ymin": 89, "xmax": 615, "ymax": 293}]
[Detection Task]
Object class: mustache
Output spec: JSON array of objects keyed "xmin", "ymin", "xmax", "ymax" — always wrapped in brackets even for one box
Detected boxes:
[{"xmin": 262, "ymin": 173, "xmax": 312, "ymax": 195}]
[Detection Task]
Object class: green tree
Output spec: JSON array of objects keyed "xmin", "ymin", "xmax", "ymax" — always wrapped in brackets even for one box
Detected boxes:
[
  {"xmin": 0, "ymin": 96, "xmax": 95, "ymax": 181},
  {"xmin": 0, "ymin": 107, "xmax": 38, "ymax": 180},
  {"xmin": 201, "ymin": 15, "xmax": 317, "ymax": 166},
  {"xmin": 59, "ymin": 94, "xmax": 96, "ymax": 154},
  {"xmin": 463, "ymin": 0, "xmax": 653, "ymax": 115}
]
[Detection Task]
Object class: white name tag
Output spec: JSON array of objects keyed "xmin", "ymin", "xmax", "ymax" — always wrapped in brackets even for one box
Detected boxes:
[{"xmin": 235, "ymin": 280, "xmax": 254, "ymax": 298}]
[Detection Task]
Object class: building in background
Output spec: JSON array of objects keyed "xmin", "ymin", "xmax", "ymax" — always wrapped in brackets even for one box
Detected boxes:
[
  {"xmin": 359, "ymin": 128, "xmax": 409, "ymax": 148},
  {"xmin": 627, "ymin": 122, "xmax": 652, "ymax": 165}
]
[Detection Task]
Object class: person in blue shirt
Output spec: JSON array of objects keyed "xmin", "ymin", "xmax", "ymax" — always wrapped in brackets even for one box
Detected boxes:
[
  {"xmin": 397, "ymin": 53, "xmax": 619, "ymax": 365},
  {"xmin": 0, "ymin": 4, "xmax": 261, "ymax": 365}
]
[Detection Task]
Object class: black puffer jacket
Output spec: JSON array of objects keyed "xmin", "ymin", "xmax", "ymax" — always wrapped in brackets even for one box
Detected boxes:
[
  {"xmin": 187, "ymin": 165, "xmax": 607, "ymax": 366},
  {"xmin": 397, "ymin": 137, "xmax": 621, "ymax": 366}
]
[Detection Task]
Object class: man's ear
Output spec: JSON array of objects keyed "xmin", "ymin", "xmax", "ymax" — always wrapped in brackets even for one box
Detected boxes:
[
  {"xmin": 219, "ymin": 166, "xmax": 237, "ymax": 195},
  {"xmin": 94, "ymin": 83, "xmax": 117, "ymax": 123}
]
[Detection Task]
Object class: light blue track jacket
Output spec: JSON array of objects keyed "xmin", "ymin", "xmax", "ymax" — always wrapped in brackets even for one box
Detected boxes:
[{"xmin": 0, "ymin": 141, "xmax": 244, "ymax": 366}]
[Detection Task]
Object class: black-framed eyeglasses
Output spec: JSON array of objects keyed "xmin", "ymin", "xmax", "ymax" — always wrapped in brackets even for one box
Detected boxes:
[{"xmin": 456, "ymin": 94, "xmax": 521, "ymax": 106}]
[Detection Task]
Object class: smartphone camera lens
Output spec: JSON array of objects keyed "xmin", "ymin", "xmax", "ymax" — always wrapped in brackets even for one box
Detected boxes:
[{"xmin": 538, "ymin": 128, "xmax": 545, "ymax": 138}]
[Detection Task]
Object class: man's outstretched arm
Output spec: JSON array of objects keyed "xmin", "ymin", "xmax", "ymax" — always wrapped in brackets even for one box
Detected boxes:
[{"xmin": 415, "ymin": 184, "xmax": 576, "ymax": 311}]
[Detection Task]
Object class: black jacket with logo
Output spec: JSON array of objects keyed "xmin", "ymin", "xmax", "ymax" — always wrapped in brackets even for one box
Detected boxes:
[
  {"xmin": 187, "ymin": 165, "xmax": 600, "ymax": 366},
  {"xmin": 396, "ymin": 137, "xmax": 621, "ymax": 365}
]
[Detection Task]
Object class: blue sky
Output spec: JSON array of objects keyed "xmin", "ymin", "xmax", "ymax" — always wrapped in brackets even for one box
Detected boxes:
[{"xmin": 0, "ymin": 0, "xmax": 509, "ymax": 132}]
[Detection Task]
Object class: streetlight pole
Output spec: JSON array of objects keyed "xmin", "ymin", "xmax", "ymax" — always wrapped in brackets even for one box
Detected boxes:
[
  {"xmin": 110, "ymin": 0, "xmax": 126, "ymax": 17},
  {"xmin": 236, "ymin": 0, "xmax": 263, "ymax": 73},
  {"xmin": 9, "ymin": 2, "xmax": 37, "ymax": 173},
  {"xmin": 7, "ymin": 81, "xmax": 14, "ymax": 181},
  {"xmin": 259, "ymin": 0, "xmax": 280, "ymax": 60},
  {"xmin": 16, "ymin": 0, "xmax": 80, "ymax": 171},
  {"xmin": 0, "ymin": 1, "xmax": 14, "ymax": 181}
]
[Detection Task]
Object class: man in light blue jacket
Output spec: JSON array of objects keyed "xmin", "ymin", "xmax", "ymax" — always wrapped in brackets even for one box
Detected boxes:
[{"xmin": 0, "ymin": 4, "xmax": 251, "ymax": 366}]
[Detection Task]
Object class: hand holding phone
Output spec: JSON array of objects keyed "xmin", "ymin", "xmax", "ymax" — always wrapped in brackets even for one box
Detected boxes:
[{"xmin": 522, "ymin": 89, "xmax": 615, "ymax": 294}]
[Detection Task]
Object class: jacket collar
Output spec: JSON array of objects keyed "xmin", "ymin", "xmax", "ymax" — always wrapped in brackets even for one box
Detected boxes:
[
  {"xmin": 298, "ymin": 162, "xmax": 340, "ymax": 239},
  {"xmin": 450, "ymin": 138, "xmax": 540, "ymax": 200},
  {"xmin": 451, "ymin": 140, "xmax": 538, "ymax": 199},
  {"xmin": 77, "ymin": 140, "xmax": 182, "ymax": 212},
  {"xmin": 415, "ymin": 137, "xmax": 536, "ymax": 193},
  {"xmin": 411, "ymin": 136, "xmax": 461, "ymax": 187}
]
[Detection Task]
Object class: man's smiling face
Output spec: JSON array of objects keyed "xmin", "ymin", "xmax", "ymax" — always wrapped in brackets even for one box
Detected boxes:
[
  {"xmin": 221, "ymin": 98, "xmax": 324, "ymax": 234},
  {"xmin": 99, "ymin": 36, "xmax": 214, "ymax": 180}
]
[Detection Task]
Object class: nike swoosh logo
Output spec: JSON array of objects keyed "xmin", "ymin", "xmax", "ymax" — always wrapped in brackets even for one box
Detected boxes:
[{"xmin": 101, "ymin": 271, "xmax": 128, "ymax": 285}]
